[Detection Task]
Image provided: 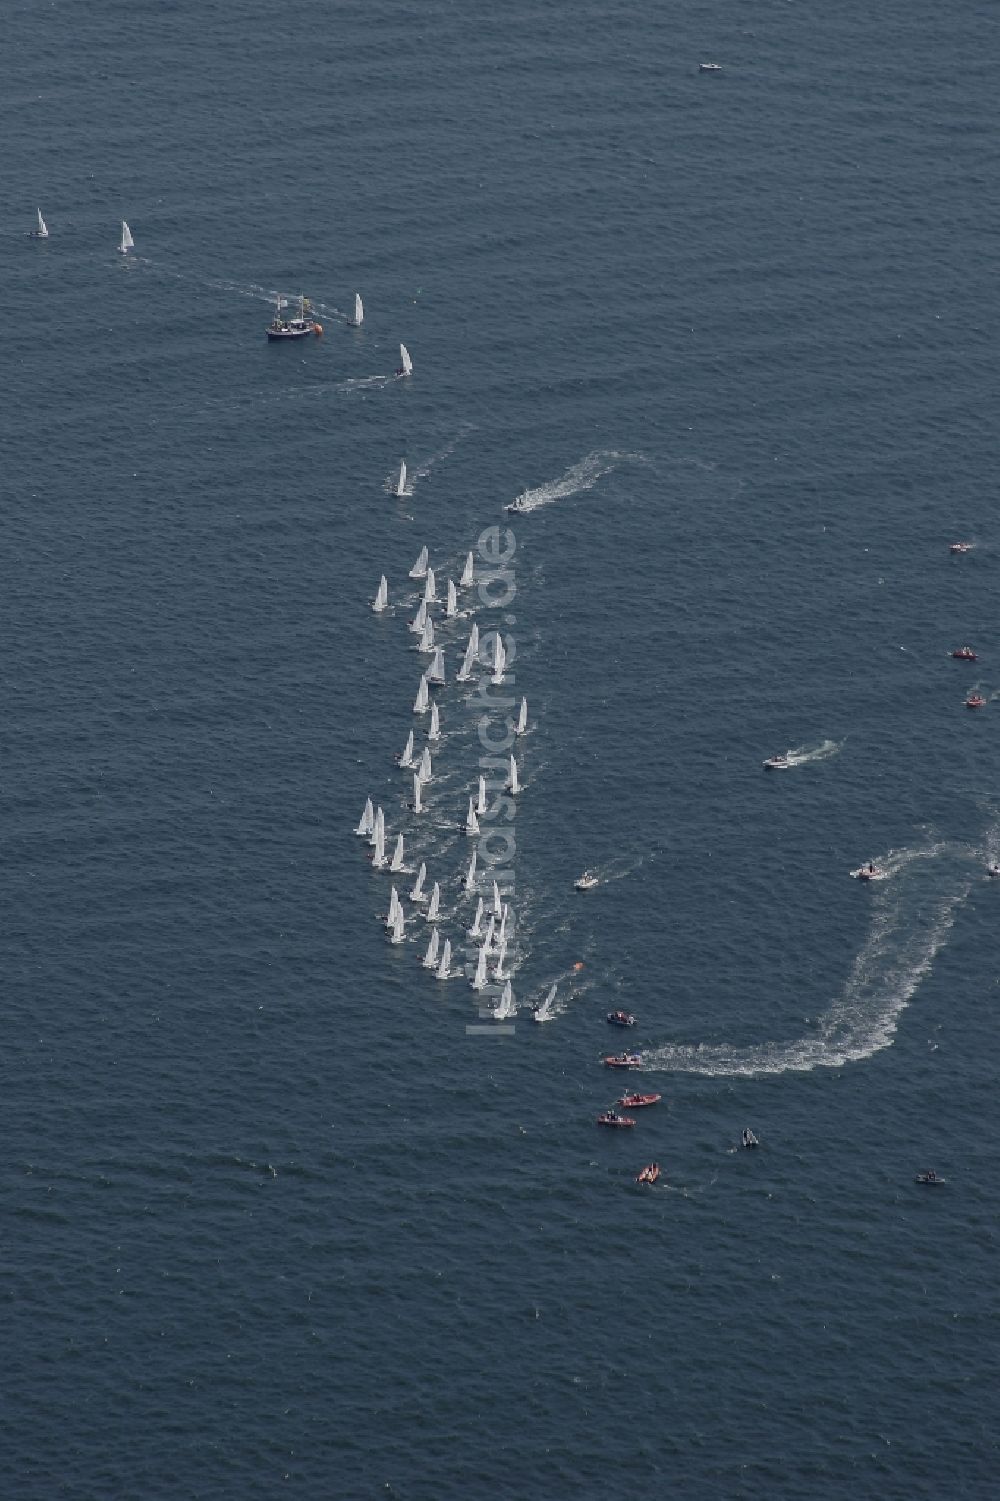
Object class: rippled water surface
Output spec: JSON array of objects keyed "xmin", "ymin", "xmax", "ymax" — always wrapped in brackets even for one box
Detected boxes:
[{"xmin": 3, "ymin": 2, "xmax": 999, "ymax": 1497}]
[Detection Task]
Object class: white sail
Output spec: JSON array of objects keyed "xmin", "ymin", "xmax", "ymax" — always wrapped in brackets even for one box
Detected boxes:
[
  {"xmin": 390, "ymin": 909, "xmax": 406, "ymax": 944},
  {"xmin": 119, "ymin": 220, "xmax": 133, "ymax": 253},
  {"xmin": 399, "ymin": 343, "xmax": 413, "ymax": 376},
  {"xmin": 468, "ymin": 623, "xmax": 480, "ymax": 656},
  {"xmin": 495, "ymin": 980, "xmax": 514, "ymax": 1019},
  {"xmin": 466, "ymin": 798, "xmax": 480, "ymax": 836},
  {"xmin": 390, "ymin": 834, "xmax": 405, "ymax": 873},
  {"xmin": 413, "ymin": 676, "xmax": 430, "ymax": 714},
  {"xmin": 428, "ymin": 702, "xmax": 441, "ymax": 742},
  {"xmin": 412, "ymin": 773, "xmax": 424, "ymax": 813},
  {"xmin": 395, "ymin": 460, "xmax": 407, "ymax": 498},
  {"xmin": 508, "ymin": 755, "xmax": 520, "ymax": 795},
  {"xmin": 483, "ymin": 915, "xmax": 496, "ymax": 954},
  {"xmin": 423, "ymin": 929, "xmax": 441, "ymax": 969},
  {"xmin": 399, "ymin": 730, "xmax": 415, "ymax": 768},
  {"xmin": 35, "ymin": 208, "xmax": 49, "ymax": 238},
  {"xmin": 493, "ymin": 880, "xmax": 503, "ymax": 917},
  {"xmin": 386, "ymin": 886, "xmax": 401, "ymax": 926},
  {"xmin": 495, "ymin": 940, "xmax": 509, "ymax": 981},
  {"xmin": 426, "ymin": 882, "xmax": 441, "ymax": 921},
  {"xmin": 418, "ymin": 747, "xmax": 432, "ymax": 783},
  {"xmin": 410, "ymin": 863, "xmax": 427, "ymax": 902},
  {"xmin": 409, "ymin": 600, "xmax": 428, "ymax": 635},
  {"xmin": 409, "ymin": 546, "xmax": 429, "ymax": 580},
  {"xmin": 446, "ymin": 580, "xmax": 458, "ymax": 618},
  {"xmin": 497, "ymin": 905, "xmax": 508, "ymax": 948},
  {"xmin": 436, "ymin": 938, "xmax": 453, "ymax": 980},
  {"xmin": 356, "ymin": 797, "xmax": 374, "ymax": 836},
  {"xmin": 491, "ymin": 638, "xmax": 506, "ymax": 685},
  {"xmin": 516, "ymin": 697, "xmax": 527, "ymax": 735},
  {"xmin": 426, "ymin": 646, "xmax": 445, "ymax": 685},
  {"xmin": 423, "ymin": 568, "xmax": 437, "ymax": 604},
  {"xmin": 534, "ymin": 982, "xmax": 558, "ymax": 1022},
  {"xmin": 372, "ymin": 575, "xmax": 389, "ymax": 613},
  {"xmin": 371, "ymin": 823, "xmax": 387, "ymax": 869},
  {"xmin": 477, "ymin": 776, "xmax": 488, "ymax": 815},
  {"xmin": 472, "ymin": 945, "xmax": 488, "ymax": 990},
  {"xmin": 460, "ymin": 551, "xmax": 475, "ymax": 588},
  {"xmin": 468, "ymin": 896, "xmax": 484, "ymax": 939},
  {"xmin": 456, "ymin": 654, "xmax": 473, "ymax": 684},
  {"xmin": 369, "ymin": 806, "xmax": 384, "ymax": 848},
  {"xmin": 465, "ymin": 849, "xmax": 478, "ymax": 892},
  {"xmin": 418, "ymin": 619, "xmax": 435, "ymax": 654},
  {"xmin": 353, "ymin": 292, "xmax": 364, "ymax": 326}
]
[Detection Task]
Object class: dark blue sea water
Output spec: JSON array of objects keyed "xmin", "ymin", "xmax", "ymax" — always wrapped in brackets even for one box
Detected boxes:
[{"xmin": 3, "ymin": 2, "xmax": 999, "ymax": 1496}]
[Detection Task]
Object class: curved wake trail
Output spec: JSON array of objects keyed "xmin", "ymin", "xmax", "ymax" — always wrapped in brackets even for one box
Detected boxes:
[
  {"xmin": 642, "ymin": 842, "xmax": 978, "ymax": 1077},
  {"xmin": 510, "ymin": 450, "xmax": 647, "ymax": 513},
  {"xmin": 782, "ymin": 738, "xmax": 843, "ymax": 768}
]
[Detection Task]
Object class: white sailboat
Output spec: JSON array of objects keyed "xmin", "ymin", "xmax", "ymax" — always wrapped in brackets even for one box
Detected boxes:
[
  {"xmin": 471, "ymin": 945, "xmax": 489, "ymax": 990},
  {"xmin": 495, "ymin": 940, "xmax": 510, "ymax": 982},
  {"xmin": 477, "ymin": 776, "xmax": 488, "ymax": 815},
  {"xmin": 460, "ymin": 551, "xmax": 475, "ymax": 588},
  {"xmin": 426, "ymin": 646, "xmax": 446, "ymax": 685},
  {"xmin": 395, "ymin": 460, "xmax": 407, "ymax": 498},
  {"xmin": 371, "ymin": 822, "xmax": 388, "ymax": 869},
  {"xmin": 508, "ymin": 755, "xmax": 520, "ymax": 795},
  {"xmin": 428, "ymin": 703, "xmax": 441, "ymax": 742},
  {"xmin": 466, "ymin": 798, "xmax": 480, "ymax": 836},
  {"xmin": 398, "ymin": 730, "xmax": 415, "ymax": 768},
  {"xmin": 390, "ymin": 834, "xmax": 406, "ymax": 873},
  {"xmin": 369, "ymin": 806, "xmax": 385, "ymax": 848},
  {"xmin": 386, "ymin": 886, "xmax": 402, "ymax": 927},
  {"xmin": 423, "ymin": 929, "xmax": 441, "ymax": 969},
  {"xmin": 425, "ymin": 883, "xmax": 441, "ymax": 921},
  {"xmin": 410, "ymin": 863, "xmax": 428, "ymax": 903},
  {"xmin": 492, "ymin": 880, "xmax": 503, "ymax": 917},
  {"xmin": 397, "ymin": 343, "xmax": 413, "ymax": 377},
  {"xmin": 465, "ymin": 849, "xmax": 478, "ymax": 892},
  {"xmin": 534, "ymin": 982, "xmax": 558, "ymax": 1023},
  {"xmin": 412, "ymin": 773, "xmax": 424, "ymax": 813},
  {"xmin": 423, "ymin": 568, "xmax": 437, "ymax": 604},
  {"xmin": 28, "ymin": 208, "xmax": 49, "ymax": 239},
  {"xmin": 497, "ymin": 905, "xmax": 508, "ymax": 949},
  {"xmin": 413, "ymin": 676, "xmax": 430, "ymax": 714},
  {"xmin": 409, "ymin": 546, "xmax": 429, "ymax": 580},
  {"xmin": 445, "ymin": 579, "xmax": 458, "ymax": 619},
  {"xmin": 491, "ymin": 636, "xmax": 506, "ymax": 686},
  {"xmin": 436, "ymin": 938, "xmax": 455, "ymax": 980},
  {"xmin": 118, "ymin": 220, "xmax": 134, "ymax": 254},
  {"xmin": 372, "ymin": 575, "xmax": 389, "ymax": 613},
  {"xmin": 356, "ymin": 797, "xmax": 374, "ymax": 837},
  {"xmin": 389, "ymin": 909, "xmax": 406, "ymax": 944},
  {"xmin": 352, "ymin": 292, "xmax": 364, "ymax": 327},
  {"xmin": 495, "ymin": 980, "xmax": 515, "ymax": 1020},
  {"xmin": 515, "ymin": 697, "xmax": 528, "ymax": 735},
  {"xmin": 409, "ymin": 600, "xmax": 428, "ymax": 635},
  {"xmin": 418, "ymin": 619, "xmax": 435, "ymax": 654},
  {"xmin": 482, "ymin": 915, "xmax": 496, "ymax": 954},
  {"xmin": 417, "ymin": 747, "xmax": 432, "ymax": 783},
  {"xmin": 467, "ymin": 896, "xmax": 484, "ymax": 939}
]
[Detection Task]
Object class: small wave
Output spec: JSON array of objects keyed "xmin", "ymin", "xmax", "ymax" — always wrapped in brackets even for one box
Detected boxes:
[
  {"xmin": 641, "ymin": 840, "xmax": 977, "ymax": 1077},
  {"xmin": 509, "ymin": 449, "xmax": 647, "ymax": 514}
]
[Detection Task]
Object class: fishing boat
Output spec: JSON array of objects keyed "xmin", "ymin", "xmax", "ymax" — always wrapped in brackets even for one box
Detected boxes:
[
  {"xmin": 603, "ymin": 1053, "xmax": 643, "ymax": 1069},
  {"xmin": 28, "ymin": 208, "xmax": 49, "ymax": 239},
  {"xmin": 617, "ymin": 1093, "xmax": 661, "ymax": 1108},
  {"xmin": 762, "ymin": 754, "xmax": 790, "ymax": 770},
  {"xmin": 118, "ymin": 220, "xmax": 134, "ymax": 254},
  {"xmin": 635, "ymin": 1162, "xmax": 661, "ymax": 1184},
  {"xmin": 396, "ymin": 343, "xmax": 413, "ymax": 377},
  {"xmin": 395, "ymin": 460, "xmax": 408, "ymax": 498},
  {"xmin": 575, "ymin": 871, "xmax": 599, "ymax": 891},
  {"xmin": 372, "ymin": 576, "xmax": 389, "ymax": 613},
  {"xmin": 741, "ymin": 1128, "xmax": 759, "ymax": 1150},
  {"xmin": 607, "ymin": 1011, "xmax": 636, "ymax": 1028},
  {"xmin": 966, "ymin": 694, "xmax": 987, "ymax": 709},
  {"xmin": 596, "ymin": 1110, "xmax": 636, "ymax": 1128},
  {"xmin": 409, "ymin": 546, "xmax": 429, "ymax": 580},
  {"xmin": 915, "ymin": 1170, "xmax": 945, "ymax": 1185},
  {"xmin": 351, "ymin": 292, "xmax": 364, "ymax": 327},
  {"xmin": 266, "ymin": 294, "xmax": 321, "ymax": 340},
  {"xmin": 951, "ymin": 646, "xmax": 977, "ymax": 661},
  {"xmin": 851, "ymin": 863, "xmax": 887, "ymax": 881}
]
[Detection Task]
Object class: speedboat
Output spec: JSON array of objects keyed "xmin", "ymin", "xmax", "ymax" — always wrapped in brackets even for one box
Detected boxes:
[
  {"xmin": 915, "ymin": 1170, "xmax": 945, "ymax": 1185},
  {"xmin": 741, "ymin": 1128, "xmax": 759, "ymax": 1149},
  {"xmin": 266, "ymin": 295, "xmax": 322, "ymax": 340},
  {"xmin": 949, "ymin": 542, "xmax": 972, "ymax": 554},
  {"xmin": 699, "ymin": 62, "xmax": 723, "ymax": 72},
  {"xmin": 596, "ymin": 1110, "xmax": 636, "ymax": 1128},
  {"xmin": 603, "ymin": 1053, "xmax": 643, "ymax": 1069},
  {"xmin": 762, "ymin": 754, "xmax": 790, "ymax": 770},
  {"xmin": 851, "ymin": 863, "xmax": 887, "ymax": 881},
  {"xmin": 575, "ymin": 870, "xmax": 599, "ymax": 890},
  {"xmin": 966, "ymin": 694, "xmax": 986, "ymax": 709},
  {"xmin": 635, "ymin": 1162, "xmax": 661, "ymax": 1184},
  {"xmin": 505, "ymin": 490, "xmax": 531, "ymax": 515},
  {"xmin": 951, "ymin": 646, "xmax": 978, "ymax": 661},
  {"xmin": 607, "ymin": 1010, "xmax": 636, "ymax": 1028},
  {"xmin": 617, "ymin": 1093, "xmax": 661, "ymax": 1108}
]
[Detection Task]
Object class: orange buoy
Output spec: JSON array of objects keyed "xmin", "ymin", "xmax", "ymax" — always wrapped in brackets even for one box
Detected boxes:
[
  {"xmin": 573, "ymin": 961, "xmax": 585, "ymax": 972},
  {"xmin": 313, "ymin": 322, "xmax": 323, "ymax": 336}
]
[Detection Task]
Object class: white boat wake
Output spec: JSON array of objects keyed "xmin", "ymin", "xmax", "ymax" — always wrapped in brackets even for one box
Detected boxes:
[
  {"xmin": 641, "ymin": 840, "xmax": 979, "ymax": 1077},
  {"xmin": 509, "ymin": 450, "xmax": 647, "ymax": 514},
  {"xmin": 779, "ymin": 738, "xmax": 843, "ymax": 768}
]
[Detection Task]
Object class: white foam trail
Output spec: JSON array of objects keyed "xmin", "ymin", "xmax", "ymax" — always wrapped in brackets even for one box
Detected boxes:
[
  {"xmin": 781, "ymin": 738, "xmax": 843, "ymax": 768},
  {"xmin": 642, "ymin": 841, "xmax": 976, "ymax": 1077},
  {"xmin": 510, "ymin": 450, "xmax": 647, "ymax": 513}
]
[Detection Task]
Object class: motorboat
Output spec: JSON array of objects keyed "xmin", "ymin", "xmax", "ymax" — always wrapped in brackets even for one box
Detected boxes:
[
  {"xmin": 596, "ymin": 1110, "xmax": 636, "ymax": 1128},
  {"xmin": 607, "ymin": 1010, "xmax": 636, "ymax": 1028},
  {"xmin": 603, "ymin": 1053, "xmax": 643, "ymax": 1069},
  {"xmin": 575, "ymin": 870, "xmax": 599, "ymax": 890},
  {"xmin": 951, "ymin": 646, "xmax": 977, "ymax": 661},
  {"xmin": 699, "ymin": 62, "xmax": 723, "ymax": 72},
  {"xmin": 741, "ymin": 1128, "xmax": 759, "ymax": 1150},
  {"xmin": 266, "ymin": 295, "xmax": 322, "ymax": 340},
  {"xmin": 915, "ymin": 1170, "xmax": 945, "ymax": 1185},
  {"xmin": 762, "ymin": 754, "xmax": 790, "ymax": 770},
  {"xmin": 949, "ymin": 542, "xmax": 972, "ymax": 554},
  {"xmin": 617, "ymin": 1093, "xmax": 661, "ymax": 1108},
  {"xmin": 635, "ymin": 1163, "xmax": 661, "ymax": 1184},
  {"xmin": 966, "ymin": 694, "xmax": 987, "ymax": 709},
  {"xmin": 505, "ymin": 490, "xmax": 531, "ymax": 515},
  {"xmin": 851, "ymin": 863, "xmax": 887, "ymax": 881}
]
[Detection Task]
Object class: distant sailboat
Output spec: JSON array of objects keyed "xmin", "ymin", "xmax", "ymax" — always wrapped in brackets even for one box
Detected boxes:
[
  {"xmin": 477, "ymin": 776, "xmax": 488, "ymax": 815},
  {"xmin": 460, "ymin": 552, "xmax": 475, "ymax": 588},
  {"xmin": 356, "ymin": 797, "xmax": 374, "ymax": 837},
  {"xmin": 457, "ymin": 623, "xmax": 479, "ymax": 682},
  {"xmin": 352, "ymin": 292, "xmax": 364, "ymax": 327},
  {"xmin": 465, "ymin": 849, "xmax": 478, "ymax": 892},
  {"xmin": 482, "ymin": 915, "xmax": 496, "ymax": 954},
  {"xmin": 471, "ymin": 946, "xmax": 489, "ymax": 990},
  {"xmin": 425, "ymin": 883, "xmax": 441, "ymax": 921},
  {"xmin": 369, "ymin": 806, "xmax": 385, "ymax": 849},
  {"xmin": 398, "ymin": 730, "xmax": 415, "ymax": 768},
  {"xmin": 409, "ymin": 600, "xmax": 428, "ymax": 635},
  {"xmin": 445, "ymin": 580, "xmax": 458, "ymax": 619},
  {"xmin": 515, "ymin": 697, "xmax": 527, "ymax": 735},
  {"xmin": 428, "ymin": 702, "xmax": 441, "ymax": 742},
  {"xmin": 418, "ymin": 619, "xmax": 435, "ymax": 654},
  {"xmin": 423, "ymin": 568, "xmax": 437, "ymax": 604},
  {"xmin": 409, "ymin": 546, "xmax": 429, "ymax": 580},
  {"xmin": 467, "ymin": 896, "xmax": 484, "ymax": 939},
  {"xmin": 492, "ymin": 880, "xmax": 503, "ymax": 917},
  {"xmin": 426, "ymin": 646, "xmax": 446, "ymax": 685},
  {"xmin": 466, "ymin": 798, "xmax": 480, "ymax": 836},
  {"xmin": 436, "ymin": 938, "xmax": 455, "ymax": 980},
  {"xmin": 410, "ymin": 863, "xmax": 428, "ymax": 903},
  {"xmin": 417, "ymin": 747, "xmax": 432, "ymax": 783},
  {"xmin": 495, "ymin": 980, "xmax": 515, "ymax": 1019},
  {"xmin": 491, "ymin": 637, "xmax": 506, "ymax": 686},
  {"xmin": 390, "ymin": 834, "xmax": 405, "ymax": 873},
  {"xmin": 371, "ymin": 822, "xmax": 388, "ymax": 869},
  {"xmin": 395, "ymin": 460, "xmax": 407, "ymax": 498},
  {"xmin": 495, "ymin": 941, "xmax": 510, "ymax": 982},
  {"xmin": 386, "ymin": 887, "xmax": 401, "ymax": 927},
  {"xmin": 423, "ymin": 929, "xmax": 441, "ymax": 969},
  {"xmin": 28, "ymin": 208, "xmax": 49, "ymax": 239},
  {"xmin": 389, "ymin": 909, "xmax": 406, "ymax": 944},
  {"xmin": 397, "ymin": 343, "xmax": 413, "ymax": 377},
  {"xmin": 412, "ymin": 773, "xmax": 424, "ymax": 813},
  {"xmin": 534, "ymin": 982, "xmax": 558, "ymax": 1023},
  {"xmin": 508, "ymin": 755, "xmax": 520, "ymax": 795},
  {"xmin": 118, "ymin": 220, "xmax": 134, "ymax": 255},
  {"xmin": 372, "ymin": 576, "xmax": 389, "ymax": 613},
  {"xmin": 413, "ymin": 676, "xmax": 430, "ymax": 714}
]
